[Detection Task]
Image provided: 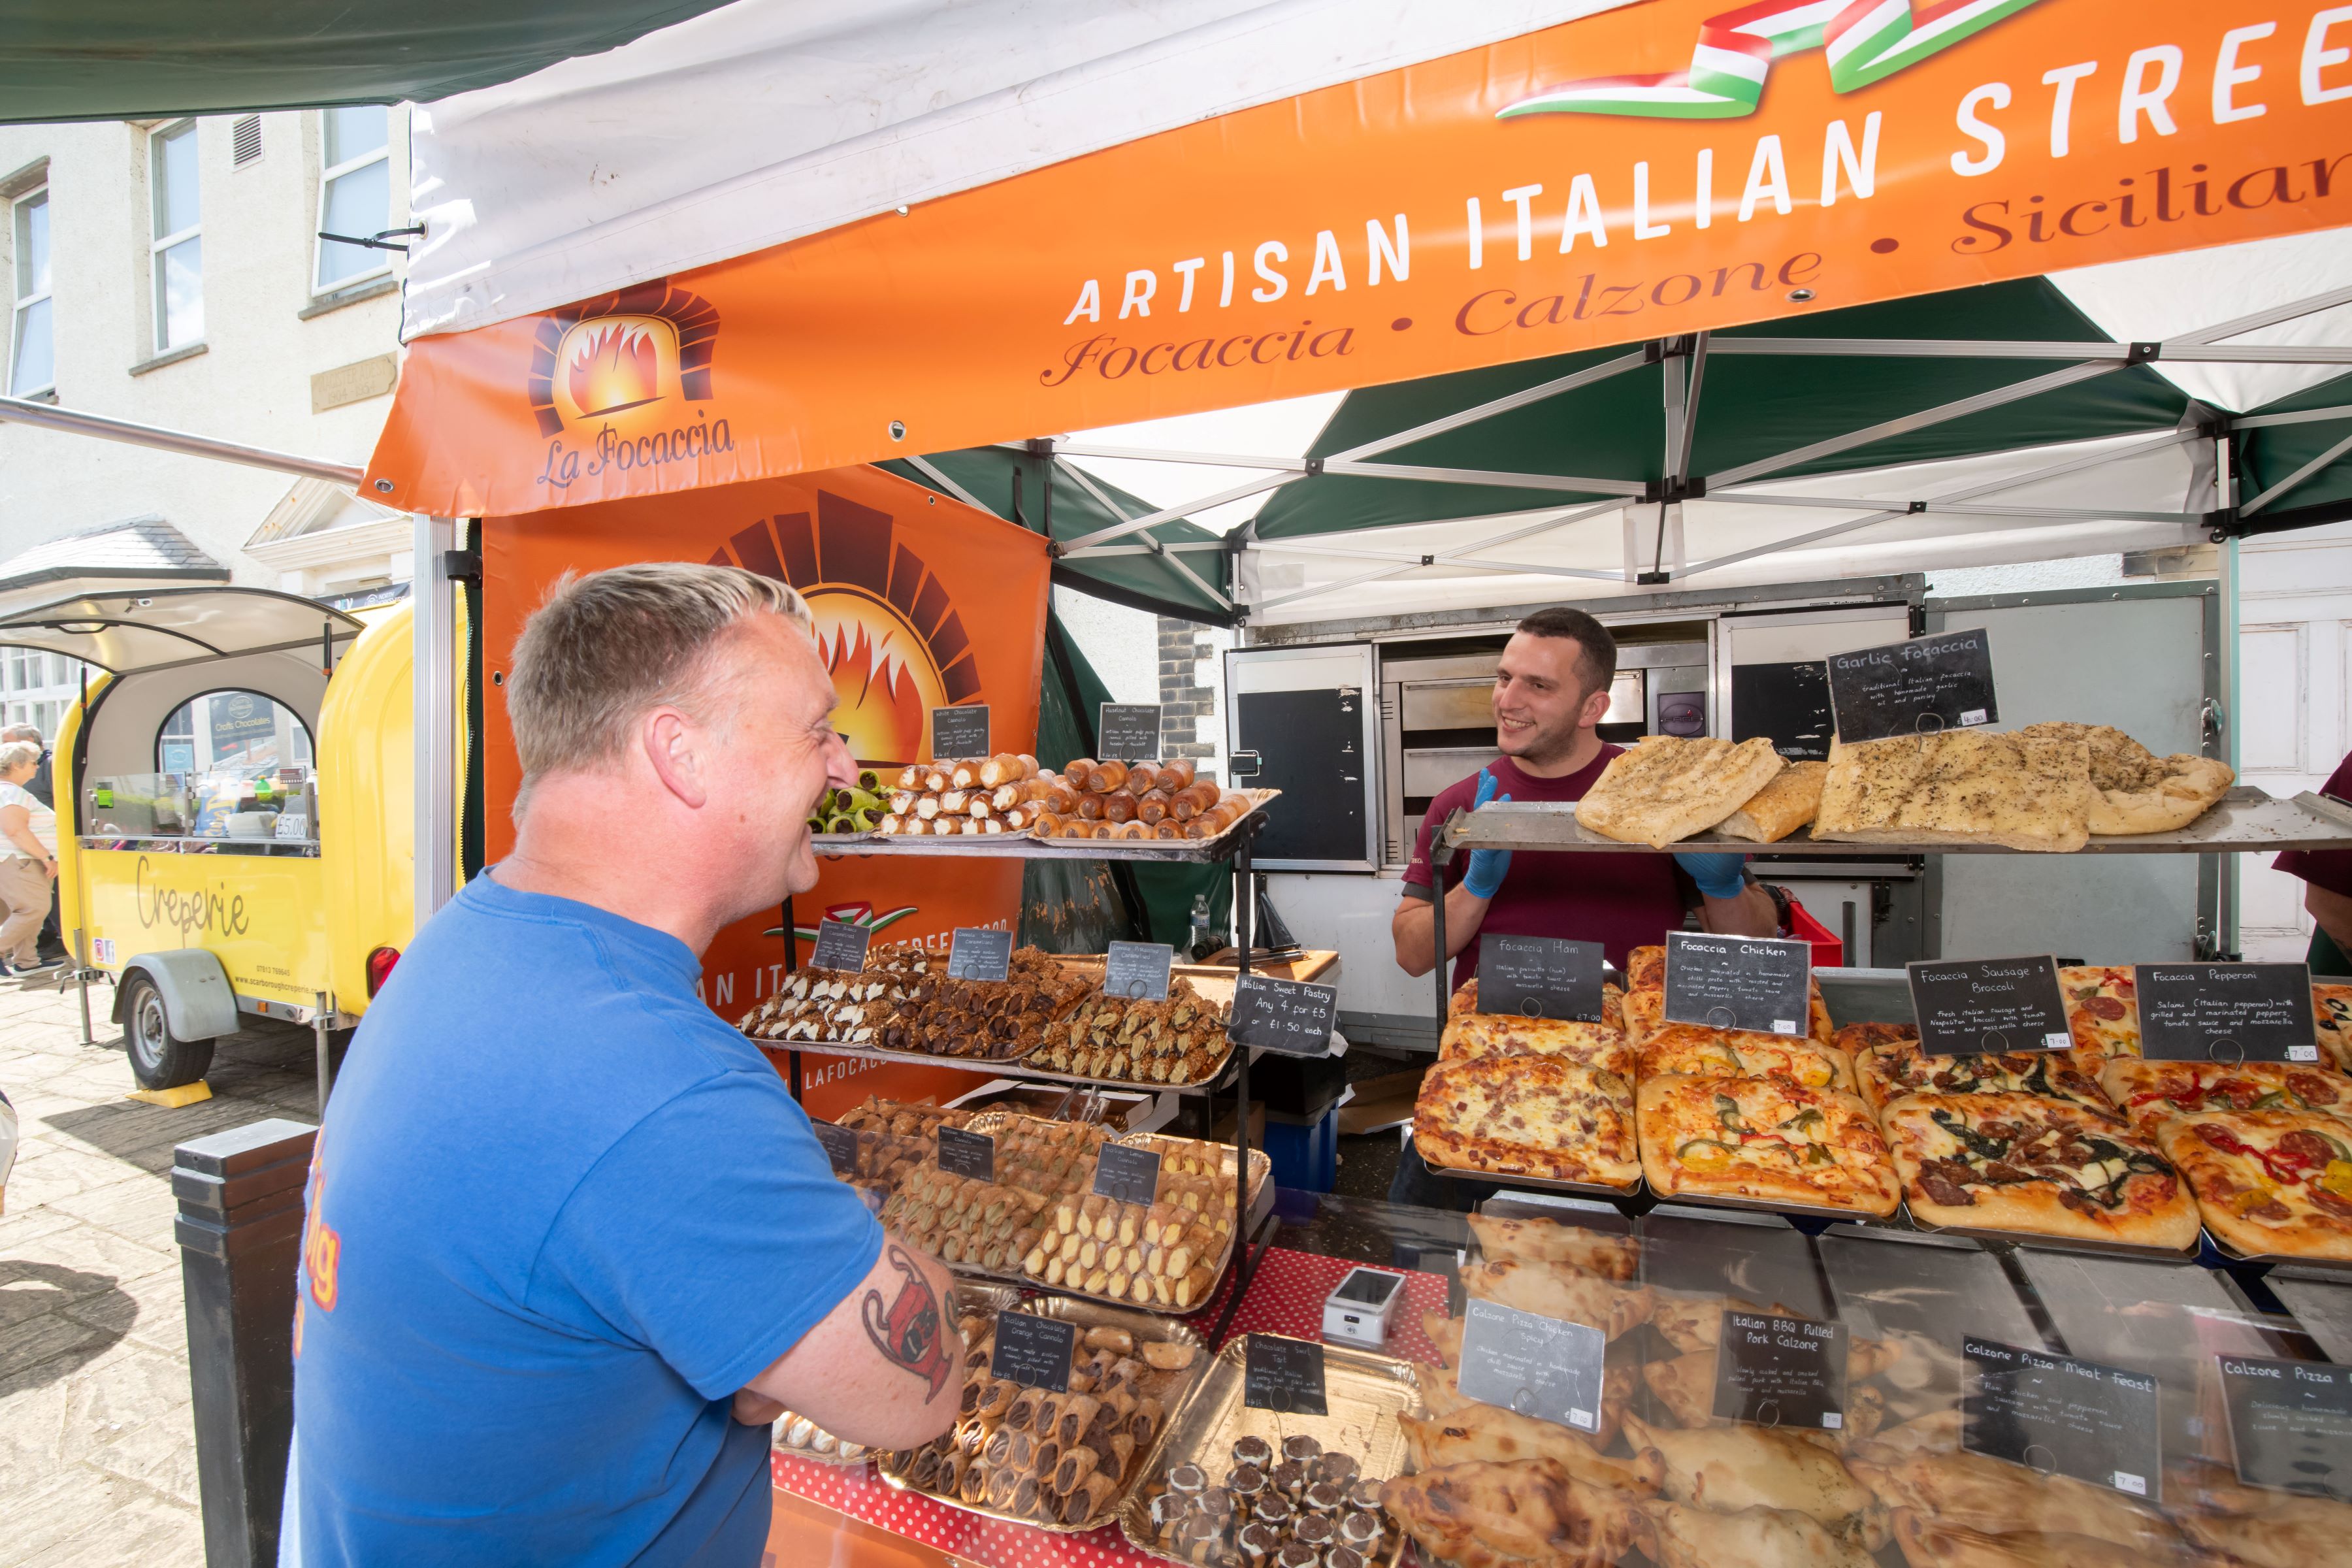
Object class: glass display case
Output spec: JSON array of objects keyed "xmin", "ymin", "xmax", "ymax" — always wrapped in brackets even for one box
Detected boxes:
[{"xmin": 80, "ymin": 766, "xmax": 318, "ymax": 855}]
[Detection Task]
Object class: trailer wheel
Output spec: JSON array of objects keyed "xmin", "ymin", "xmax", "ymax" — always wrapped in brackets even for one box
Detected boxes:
[{"xmin": 123, "ymin": 972, "xmax": 214, "ymax": 1090}]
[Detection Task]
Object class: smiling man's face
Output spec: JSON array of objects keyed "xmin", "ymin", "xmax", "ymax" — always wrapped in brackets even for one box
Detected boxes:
[{"xmin": 1492, "ymin": 630, "xmax": 1609, "ymax": 768}]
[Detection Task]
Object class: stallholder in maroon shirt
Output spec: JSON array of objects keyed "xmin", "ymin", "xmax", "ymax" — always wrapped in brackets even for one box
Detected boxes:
[{"xmin": 1401, "ymin": 748, "xmax": 1698, "ymax": 994}]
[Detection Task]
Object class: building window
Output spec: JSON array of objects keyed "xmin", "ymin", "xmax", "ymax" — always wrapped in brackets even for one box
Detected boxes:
[
  {"xmin": 150, "ymin": 120, "xmax": 203, "ymax": 351},
  {"xmin": 315, "ymin": 106, "xmax": 389, "ymax": 293},
  {"xmin": 10, "ymin": 186, "xmax": 52, "ymax": 396}
]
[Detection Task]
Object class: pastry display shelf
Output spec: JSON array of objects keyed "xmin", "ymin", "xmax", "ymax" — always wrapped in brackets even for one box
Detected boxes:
[
  {"xmin": 1433, "ymin": 786, "xmax": 2352, "ymax": 857},
  {"xmin": 768, "ymin": 1033, "xmax": 1256, "ymax": 1100},
  {"xmin": 814, "ymin": 792, "xmax": 1280, "ymax": 864}
]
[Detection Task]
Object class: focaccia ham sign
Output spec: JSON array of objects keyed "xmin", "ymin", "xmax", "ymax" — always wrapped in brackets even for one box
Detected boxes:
[{"xmin": 370, "ymin": 1, "xmax": 2352, "ymax": 515}]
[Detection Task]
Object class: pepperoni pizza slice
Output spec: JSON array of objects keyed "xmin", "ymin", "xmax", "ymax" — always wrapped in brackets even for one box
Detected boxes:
[
  {"xmin": 2099, "ymin": 1058, "xmax": 2352, "ymax": 1139},
  {"xmin": 2159, "ymin": 1109, "xmax": 2352, "ymax": 1260},
  {"xmin": 2059, "ymin": 965, "xmax": 2140, "ymax": 1059}
]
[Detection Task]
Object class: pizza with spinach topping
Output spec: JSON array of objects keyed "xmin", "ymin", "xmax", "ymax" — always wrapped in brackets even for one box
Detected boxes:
[{"xmin": 1881, "ymin": 1091, "xmax": 2197, "ymax": 1248}]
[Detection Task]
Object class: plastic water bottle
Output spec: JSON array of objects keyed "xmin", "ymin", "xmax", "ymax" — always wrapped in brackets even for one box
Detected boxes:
[{"xmin": 1188, "ymin": 894, "xmax": 1216, "ymax": 962}]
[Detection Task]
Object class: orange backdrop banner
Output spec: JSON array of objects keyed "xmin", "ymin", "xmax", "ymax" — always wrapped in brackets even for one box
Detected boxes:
[
  {"xmin": 374, "ymin": 0, "xmax": 2352, "ymax": 517},
  {"xmin": 480, "ymin": 463, "xmax": 1052, "ymax": 1118}
]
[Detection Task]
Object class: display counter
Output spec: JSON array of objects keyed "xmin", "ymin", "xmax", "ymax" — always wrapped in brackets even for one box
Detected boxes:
[{"xmin": 763, "ymin": 1185, "xmax": 2352, "ymax": 1568}]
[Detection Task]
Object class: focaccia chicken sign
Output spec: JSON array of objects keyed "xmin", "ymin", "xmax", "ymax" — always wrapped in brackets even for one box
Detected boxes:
[{"xmin": 372, "ymin": 0, "xmax": 2352, "ymax": 515}]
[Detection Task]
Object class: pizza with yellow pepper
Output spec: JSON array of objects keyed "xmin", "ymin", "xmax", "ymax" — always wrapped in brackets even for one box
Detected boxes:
[
  {"xmin": 1636, "ymin": 1075, "xmax": 1900, "ymax": 1215},
  {"xmin": 1881, "ymin": 1092, "xmax": 2198, "ymax": 1249},
  {"xmin": 2099, "ymin": 1058, "xmax": 2352, "ymax": 1139},
  {"xmin": 1636, "ymin": 1022, "xmax": 1854, "ymax": 1092},
  {"xmin": 2159, "ymin": 1109, "xmax": 2352, "ymax": 1260}
]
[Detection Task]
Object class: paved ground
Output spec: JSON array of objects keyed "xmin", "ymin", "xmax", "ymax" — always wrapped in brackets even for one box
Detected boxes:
[{"xmin": 0, "ymin": 974, "xmax": 324, "ymax": 1567}]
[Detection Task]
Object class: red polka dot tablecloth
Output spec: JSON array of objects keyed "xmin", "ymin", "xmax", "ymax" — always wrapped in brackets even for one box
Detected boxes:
[{"xmin": 772, "ymin": 1245, "xmax": 1450, "ymax": 1568}]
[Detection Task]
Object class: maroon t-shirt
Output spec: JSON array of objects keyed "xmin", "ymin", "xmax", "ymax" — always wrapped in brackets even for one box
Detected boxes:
[
  {"xmin": 2276, "ymin": 751, "xmax": 2352, "ymax": 898},
  {"xmin": 1401, "ymin": 749, "xmax": 1695, "ymax": 992}
]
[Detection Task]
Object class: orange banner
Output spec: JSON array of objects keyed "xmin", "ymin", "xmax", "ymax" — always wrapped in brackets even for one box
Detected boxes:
[
  {"xmin": 480, "ymin": 463, "xmax": 1051, "ymax": 1117},
  {"xmin": 373, "ymin": 1, "xmax": 2352, "ymax": 517}
]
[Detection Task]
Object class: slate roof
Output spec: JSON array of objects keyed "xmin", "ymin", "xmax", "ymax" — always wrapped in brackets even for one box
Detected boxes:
[{"xmin": 0, "ymin": 517, "xmax": 229, "ymax": 592}]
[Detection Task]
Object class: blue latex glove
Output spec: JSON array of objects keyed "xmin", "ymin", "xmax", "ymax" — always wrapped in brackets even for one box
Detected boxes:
[
  {"xmin": 1462, "ymin": 769, "xmax": 1513, "ymax": 898},
  {"xmin": 1673, "ymin": 851, "xmax": 1750, "ymax": 900}
]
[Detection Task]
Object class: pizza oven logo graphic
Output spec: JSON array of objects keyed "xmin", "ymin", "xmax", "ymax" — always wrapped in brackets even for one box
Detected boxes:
[
  {"xmin": 526, "ymin": 280, "xmax": 720, "ymax": 436},
  {"xmin": 709, "ymin": 492, "xmax": 983, "ymax": 766}
]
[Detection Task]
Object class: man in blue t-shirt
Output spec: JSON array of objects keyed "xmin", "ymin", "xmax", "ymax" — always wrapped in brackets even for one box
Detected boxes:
[{"xmin": 287, "ymin": 564, "xmax": 964, "ymax": 1566}]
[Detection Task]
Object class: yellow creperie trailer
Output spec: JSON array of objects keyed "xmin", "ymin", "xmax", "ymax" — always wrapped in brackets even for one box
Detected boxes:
[{"xmin": 1, "ymin": 586, "xmax": 431, "ymax": 1097}]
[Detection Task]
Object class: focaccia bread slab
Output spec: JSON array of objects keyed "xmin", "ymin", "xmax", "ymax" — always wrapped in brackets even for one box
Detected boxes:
[
  {"xmin": 1814, "ymin": 730, "xmax": 2091, "ymax": 853},
  {"xmin": 2017, "ymin": 719, "xmax": 2234, "ymax": 834},
  {"xmin": 1575, "ymin": 735, "xmax": 1786, "ymax": 849},
  {"xmin": 1714, "ymin": 759, "xmax": 1828, "ymax": 843}
]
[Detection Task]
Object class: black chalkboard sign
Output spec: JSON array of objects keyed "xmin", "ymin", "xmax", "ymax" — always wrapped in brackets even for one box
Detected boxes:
[
  {"xmin": 1092, "ymin": 1143, "xmax": 1163, "ymax": 1206},
  {"xmin": 931, "ymin": 704, "xmax": 990, "ymax": 759},
  {"xmin": 2137, "ymin": 964, "xmax": 2321, "ymax": 1064},
  {"xmin": 1477, "ymin": 934, "xmax": 1604, "ymax": 1023},
  {"xmin": 1455, "ymin": 1298, "xmax": 1607, "ymax": 1433},
  {"xmin": 808, "ymin": 919, "xmax": 873, "ymax": 973},
  {"xmin": 945, "ymin": 927, "xmax": 1013, "ymax": 983},
  {"xmin": 1098, "ymin": 704, "xmax": 1163, "ymax": 761},
  {"xmin": 1712, "ymin": 1311, "xmax": 1848, "ymax": 1431},
  {"xmin": 990, "ymin": 1313, "xmax": 1077, "ymax": 1392},
  {"xmin": 936, "ymin": 1126, "xmax": 995, "ymax": 1181},
  {"xmin": 2218, "ymin": 1354, "xmax": 2352, "ymax": 1500},
  {"xmin": 811, "ymin": 1120, "xmax": 858, "ymax": 1176},
  {"xmin": 1103, "ymin": 941, "xmax": 1173, "ymax": 1002},
  {"xmin": 1244, "ymin": 1334, "xmax": 1328, "ymax": 1415},
  {"xmin": 1963, "ymin": 1337, "xmax": 2161, "ymax": 1501},
  {"xmin": 1232, "ymin": 687, "xmax": 1368, "ymax": 866},
  {"xmin": 1732, "ymin": 660, "xmax": 1835, "ymax": 762},
  {"xmin": 1663, "ymin": 932, "xmax": 1812, "ymax": 1036},
  {"xmin": 1908, "ymin": 956, "xmax": 2073, "ymax": 1056},
  {"xmin": 1228, "ymin": 974, "xmax": 1338, "ymax": 1057},
  {"xmin": 1827, "ymin": 629, "xmax": 1997, "ymax": 743}
]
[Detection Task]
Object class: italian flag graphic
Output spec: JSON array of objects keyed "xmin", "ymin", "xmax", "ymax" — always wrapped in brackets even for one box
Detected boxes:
[
  {"xmin": 1500, "ymin": 0, "xmax": 2047, "ymax": 120},
  {"xmin": 766, "ymin": 898, "xmax": 921, "ymax": 945}
]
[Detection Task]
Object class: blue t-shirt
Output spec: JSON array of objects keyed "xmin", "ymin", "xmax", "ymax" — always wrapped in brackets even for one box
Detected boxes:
[{"xmin": 291, "ymin": 871, "xmax": 883, "ymax": 1567}]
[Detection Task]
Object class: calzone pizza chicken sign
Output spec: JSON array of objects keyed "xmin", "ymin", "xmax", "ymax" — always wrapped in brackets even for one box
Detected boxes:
[{"xmin": 372, "ymin": 0, "xmax": 2352, "ymax": 514}]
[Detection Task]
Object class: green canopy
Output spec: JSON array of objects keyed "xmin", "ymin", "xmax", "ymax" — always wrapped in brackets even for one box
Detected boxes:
[
  {"xmin": 881, "ymin": 447, "xmax": 1234, "ymax": 625},
  {"xmin": 1252, "ymin": 279, "xmax": 2194, "ymax": 540},
  {"xmin": 0, "ymin": 0, "xmax": 736, "ymax": 122},
  {"xmin": 2233, "ymin": 372, "xmax": 2352, "ymax": 533}
]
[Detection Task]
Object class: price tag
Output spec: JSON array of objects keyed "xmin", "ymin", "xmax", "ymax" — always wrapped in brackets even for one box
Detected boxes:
[
  {"xmin": 930, "ymin": 704, "xmax": 990, "ymax": 759},
  {"xmin": 990, "ymin": 1313, "xmax": 1077, "ymax": 1392},
  {"xmin": 807, "ymin": 919, "xmax": 874, "ymax": 973},
  {"xmin": 1097, "ymin": 703, "xmax": 1164, "ymax": 761},
  {"xmin": 274, "ymin": 813, "xmax": 311, "ymax": 841},
  {"xmin": 936, "ymin": 1126, "xmax": 996, "ymax": 1181},
  {"xmin": 1102, "ymin": 941, "xmax": 1174, "ymax": 1002},
  {"xmin": 1827, "ymin": 629, "xmax": 1999, "ymax": 743},
  {"xmin": 1244, "ymin": 1334, "xmax": 1328, "ymax": 1415},
  {"xmin": 1092, "ymin": 1143, "xmax": 1163, "ymax": 1206},
  {"xmin": 1963, "ymin": 1337, "xmax": 2161, "ymax": 1500},
  {"xmin": 1456, "ymin": 1298, "xmax": 1607, "ymax": 1433},
  {"xmin": 1476, "ymin": 934, "xmax": 1604, "ymax": 1024},
  {"xmin": 1908, "ymin": 956, "xmax": 2072, "ymax": 1056},
  {"xmin": 1227, "ymin": 973, "xmax": 1339, "ymax": 1058},
  {"xmin": 811, "ymin": 1120, "xmax": 858, "ymax": 1175},
  {"xmin": 93, "ymin": 788, "xmax": 114, "ymax": 808},
  {"xmin": 1663, "ymin": 932, "xmax": 1812, "ymax": 1036},
  {"xmin": 2217, "ymin": 1354, "xmax": 2352, "ymax": 1499},
  {"xmin": 1712, "ymin": 1311, "xmax": 1848, "ymax": 1430},
  {"xmin": 945, "ymin": 927, "xmax": 1013, "ymax": 983},
  {"xmin": 2137, "ymin": 964, "xmax": 2321, "ymax": 1064}
]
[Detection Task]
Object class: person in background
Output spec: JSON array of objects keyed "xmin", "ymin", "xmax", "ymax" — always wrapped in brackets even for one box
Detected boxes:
[
  {"xmin": 287, "ymin": 565, "xmax": 962, "ymax": 1567},
  {"xmin": 1388, "ymin": 607, "xmax": 1780, "ymax": 1209},
  {"xmin": 3, "ymin": 725, "xmax": 63, "ymax": 962},
  {"xmin": 2276, "ymin": 748, "xmax": 2352, "ymax": 977},
  {"xmin": 0, "ymin": 741, "xmax": 59, "ymax": 977}
]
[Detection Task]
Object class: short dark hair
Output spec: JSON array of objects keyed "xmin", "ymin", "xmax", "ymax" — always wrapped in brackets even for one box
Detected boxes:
[{"xmin": 1514, "ymin": 607, "xmax": 1617, "ymax": 696}]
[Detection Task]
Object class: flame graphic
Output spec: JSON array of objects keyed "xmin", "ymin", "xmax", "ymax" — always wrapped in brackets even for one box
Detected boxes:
[
  {"xmin": 566, "ymin": 320, "xmax": 662, "ymax": 417},
  {"xmin": 813, "ymin": 602, "xmax": 940, "ymax": 764}
]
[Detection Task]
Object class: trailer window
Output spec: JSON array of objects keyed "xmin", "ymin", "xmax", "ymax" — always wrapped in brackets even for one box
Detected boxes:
[{"xmin": 155, "ymin": 689, "xmax": 314, "ymax": 778}]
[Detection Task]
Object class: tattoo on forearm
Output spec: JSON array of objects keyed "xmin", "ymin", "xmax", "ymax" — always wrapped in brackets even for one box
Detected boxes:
[{"xmin": 858, "ymin": 1243, "xmax": 955, "ymax": 1399}]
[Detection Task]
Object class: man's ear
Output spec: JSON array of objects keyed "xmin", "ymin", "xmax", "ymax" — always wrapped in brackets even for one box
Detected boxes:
[
  {"xmin": 1578, "ymin": 683, "xmax": 1613, "ymax": 728},
  {"xmin": 643, "ymin": 709, "xmax": 710, "ymax": 809}
]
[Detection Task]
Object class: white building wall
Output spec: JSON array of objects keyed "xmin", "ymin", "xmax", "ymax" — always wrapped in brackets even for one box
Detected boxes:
[{"xmin": 0, "ymin": 110, "xmax": 410, "ymax": 591}]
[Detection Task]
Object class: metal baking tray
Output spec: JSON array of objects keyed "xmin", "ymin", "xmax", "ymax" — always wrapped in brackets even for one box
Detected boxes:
[
  {"xmin": 777, "ymin": 1283, "xmax": 1022, "ymax": 1467},
  {"xmin": 877, "ymin": 1296, "xmax": 1210, "ymax": 1533},
  {"xmin": 2200, "ymin": 1228, "xmax": 2352, "ymax": 1272},
  {"xmin": 1904, "ymin": 1213, "xmax": 2199, "ymax": 1260},
  {"xmin": 1025, "ymin": 789, "xmax": 1283, "ymax": 849},
  {"xmin": 1426, "ymin": 1158, "xmax": 1640, "ymax": 1198},
  {"xmin": 1119, "ymin": 1332, "xmax": 1420, "ymax": 1568},
  {"xmin": 1650, "ymin": 1186, "xmax": 1904, "ymax": 1224},
  {"xmin": 840, "ymin": 791, "xmax": 1281, "ymax": 859}
]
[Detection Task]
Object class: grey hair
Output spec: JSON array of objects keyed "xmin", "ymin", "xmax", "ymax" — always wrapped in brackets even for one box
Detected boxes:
[
  {"xmin": 0, "ymin": 742, "xmax": 40, "ymax": 773},
  {"xmin": 0, "ymin": 725, "xmax": 40, "ymax": 745},
  {"xmin": 507, "ymin": 563, "xmax": 814, "ymax": 811}
]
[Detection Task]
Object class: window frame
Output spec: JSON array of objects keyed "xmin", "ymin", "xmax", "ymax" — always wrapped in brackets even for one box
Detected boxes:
[
  {"xmin": 149, "ymin": 118, "xmax": 203, "ymax": 353},
  {"xmin": 10, "ymin": 183, "xmax": 54, "ymax": 397},
  {"xmin": 312, "ymin": 107, "xmax": 392, "ymax": 295},
  {"xmin": 154, "ymin": 687, "xmax": 314, "ymax": 777}
]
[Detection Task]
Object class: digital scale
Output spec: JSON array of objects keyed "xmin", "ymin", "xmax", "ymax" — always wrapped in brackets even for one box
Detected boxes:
[{"xmin": 1322, "ymin": 1266, "xmax": 1407, "ymax": 1347}]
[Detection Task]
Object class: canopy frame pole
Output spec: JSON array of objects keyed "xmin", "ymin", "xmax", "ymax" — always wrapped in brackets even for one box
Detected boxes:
[
  {"xmin": 2230, "ymin": 403, "xmax": 2352, "ymax": 431},
  {"xmin": 2172, "ymin": 281, "xmax": 2352, "ymax": 344},
  {"xmin": 1243, "ymin": 496, "xmax": 1627, "ymax": 613},
  {"xmin": 2240, "ymin": 427, "xmax": 2352, "ymax": 515},
  {"xmin": 414, "ymin": 515, "xmax": 458, "ymax": 923},
  {"xmin": 1679, "ymin": 427, "xmax": 2198, "ymax": 580},
  {"xmin": 1056, "ymin": 458, "xmax": 1233, "ymax": 612},
  {"xmin": 1706, "ymin": 338, "xmax": 2352, "ymax": 363},
  {"xmin": 1320, "ymin": 459, "xmax": 1644, "ymax": 495},
  {"xmin": 1059, "ymin": 471, "xmax": 1297, "ymax": 552},
  {"xmin": 901, "ymin": 453, "xmax": 988, "ymax": 512},
  {"xmin": 1704, "ymin": 491, "xmax": 2204, "ymax": 525},
  {"xmin": 0, "ymin": 394, "xmax": 363, "ymax": 485},
  {"xmin": 1328, "ymin": 348, "xmax": 1652, "ymax": 463},
  {"xmin": 1244, "ymin": 538, "xmax": 1624, "ymax": 578}
]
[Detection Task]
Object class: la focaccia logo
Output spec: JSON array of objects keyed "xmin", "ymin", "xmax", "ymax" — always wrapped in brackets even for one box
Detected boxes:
[
  {"xmin": 1501, "ymin": 0, "xmax": 2048, "ymax": 119},
  {"xmin": 527, "ymin": 280, "xmax": 730, "ymax": 491}
]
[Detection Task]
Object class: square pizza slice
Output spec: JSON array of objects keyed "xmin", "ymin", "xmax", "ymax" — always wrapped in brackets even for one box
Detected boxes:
[{"xmin": 1881, "ymin": 1090, "xmax": 2197, "ymax": 1249}]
